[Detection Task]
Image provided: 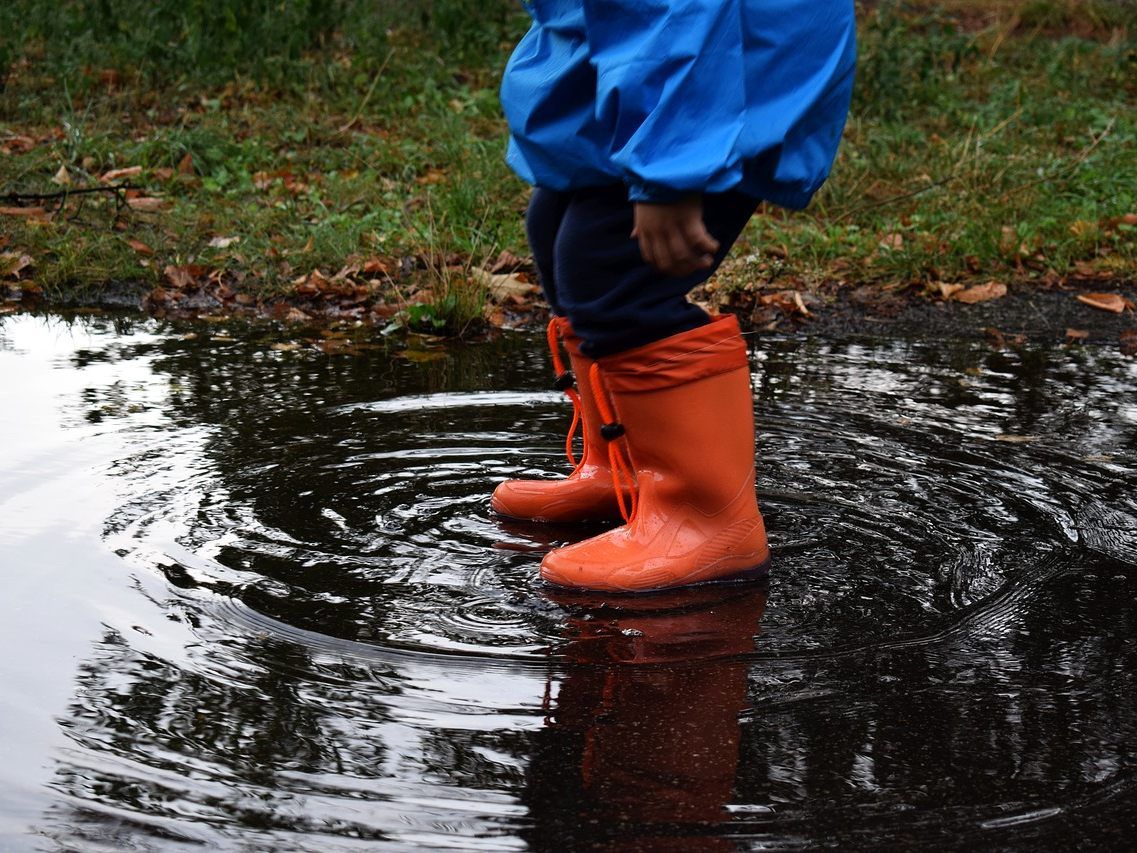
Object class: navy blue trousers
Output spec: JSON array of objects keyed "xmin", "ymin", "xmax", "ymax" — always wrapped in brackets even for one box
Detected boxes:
[{"xmin": 526, "ymin": 184, "xmax": 758, "ymax": 358}]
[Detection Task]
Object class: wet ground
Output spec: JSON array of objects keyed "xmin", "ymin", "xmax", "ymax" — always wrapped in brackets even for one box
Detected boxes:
[{"xmin": 1, "ymin": 311, "xmax": 1136, "ymax": 851}]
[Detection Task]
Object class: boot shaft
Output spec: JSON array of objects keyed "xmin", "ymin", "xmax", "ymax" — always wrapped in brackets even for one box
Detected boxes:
[{"xmin": 597, "ymin": 315, "xmax": 759, "ymax": 516}]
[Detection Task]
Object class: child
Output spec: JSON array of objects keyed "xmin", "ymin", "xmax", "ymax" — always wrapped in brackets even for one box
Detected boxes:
[{"xmin": 492, "ymin": 0, "xmax": 856, "ymax": 592}]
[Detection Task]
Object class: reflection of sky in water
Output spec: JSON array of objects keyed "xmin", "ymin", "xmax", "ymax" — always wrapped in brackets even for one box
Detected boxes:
[{"xmin": 1, "ymin": 312, "xmax": 1135, "ymax": 850}]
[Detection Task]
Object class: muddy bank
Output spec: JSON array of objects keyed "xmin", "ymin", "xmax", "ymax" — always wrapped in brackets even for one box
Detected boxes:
[
  {"xmin": 4, "ymin": 275, "xmax": 1135, "ymax": 355},
  {"xmin": 774, "ymin": 281, "xmax": 1137, "ymax": 353}
]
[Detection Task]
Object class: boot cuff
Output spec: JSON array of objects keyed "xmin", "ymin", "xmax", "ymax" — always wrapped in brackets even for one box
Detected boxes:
[{"xmin": 597, "ymin": 315, "xmax": 748, "ymax": 393}]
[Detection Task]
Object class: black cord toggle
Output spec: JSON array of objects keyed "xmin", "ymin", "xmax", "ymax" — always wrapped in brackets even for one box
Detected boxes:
[
  {"xmin": 554, "ymin": 370, "xmax": 575, "ymax": 391},
  {"xmin": 600, "ymin": 422, "xmax": 625, "ymax": 441}
]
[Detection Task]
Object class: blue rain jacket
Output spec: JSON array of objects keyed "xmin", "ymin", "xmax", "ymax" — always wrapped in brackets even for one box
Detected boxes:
[{"xmin": 501, "ymin": 0, "xmax": 856, "ymax": 208}]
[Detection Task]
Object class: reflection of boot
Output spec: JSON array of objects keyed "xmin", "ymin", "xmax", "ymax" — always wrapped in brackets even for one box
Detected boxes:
[
  {"xmin": 492, "ymin": 318, "xmax": 627, "ymax": 523},
  {"xmin": 523, "ymin": 585, "xmax": 767, "ymax": 850},
  {"xmin": 542, "ymin": 315, "xmax": 770, "ymax": 592}
]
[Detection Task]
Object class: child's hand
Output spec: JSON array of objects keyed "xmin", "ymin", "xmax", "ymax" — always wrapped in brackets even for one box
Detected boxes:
[{"xmin": 632, "ymin": 195, "xmax": 721, "ymax": 278}]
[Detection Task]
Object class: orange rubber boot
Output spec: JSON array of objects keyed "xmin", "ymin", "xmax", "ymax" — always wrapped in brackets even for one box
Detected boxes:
[
  {"xmin": 491, "ymin": 318, "xmax": 627, "ymax": 523},
  {"xmin": 540, "ymin": 314, "xmax": 771, "ymax": 592}
]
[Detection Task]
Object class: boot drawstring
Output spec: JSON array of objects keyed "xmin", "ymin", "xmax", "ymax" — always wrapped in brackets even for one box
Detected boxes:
[
  {"xmin": 546, "ymin": 318, "xmax": 583, "ymax": 469},
  {"xmin": 588, "ymin": 362, "xmax": 638, "ymax": 523}
]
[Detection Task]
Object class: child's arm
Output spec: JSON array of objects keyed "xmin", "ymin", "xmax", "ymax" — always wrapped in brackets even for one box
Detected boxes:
[{"xmin": 631, "ymin": 195, "xmax": 720, "ymax": 278}]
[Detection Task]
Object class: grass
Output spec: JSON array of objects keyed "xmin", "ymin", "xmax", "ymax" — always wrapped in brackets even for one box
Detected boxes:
[{"xmin": 2, "ymin": 0, "xmax": 1136, "ymax": 332}]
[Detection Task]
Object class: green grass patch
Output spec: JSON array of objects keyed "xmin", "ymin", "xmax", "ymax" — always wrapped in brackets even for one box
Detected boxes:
[{"xmin": 2, "ymin": 1, "xmax": 1135, "ymax": 332}]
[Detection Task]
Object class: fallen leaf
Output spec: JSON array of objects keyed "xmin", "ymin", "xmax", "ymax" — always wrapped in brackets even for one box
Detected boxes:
[
  {"xmin": 362, "ymin": 257, "xmax": 391, "ymax": 276},
  {"xmin": 208, "ymin": 235, "xmax": 240, "ymax": 249},
  {"xmin": 472, "ymin": 268, "xmax": 538, "ymax": 301},
  {"xmin": 163, "ymin": 265, "xmax": 197, "ymax": 289},
  {"xmin": 953, "ymin": 281, "xmax": 1007, "ymax": 304},
  {"xmin": 878, "ymin": 232, "xmax": 904, "ymax": 251},
  {"xmin": 126, "ymin": 196, "xmax": 169, "ymax": 212},
  {"xmin": 1072, "ymin": 260, "xmax": 1113, "ymax": 279},
  {"xmin": 415, "ymin": 168, "xmax": 447, "ymax": 185},
  {"xmin": 52, "ymin": 164, "xmax": 71, "ymax": 186},
  {"xmin": 176, "ymin": 153, "xmax": 194, "ymax": 176},
  {"xmin": 929, "ymin": 281, "xmax": 964, "ymax": 300},
  {"xmin": 489, "ymin": 250, "xmax": 528, "ymax": 274},
  {"xmin": 759, "ymin": 289, "xmax": 812, "ymax": 317},
  {"xmin": 1, "ymin": 253, "xmax": 34, "ymax": 278},
  {"xmin": 127, "ymin": 239, "xmax": 154, "ymax": 255},
  {"xmin": 1121, "ymin": 329, "xmax": 1137, "ymax": 357},
  {"xmin": 1076, "ymin": 293, "xmax": 1134, "ymax": 314},
  {"xmin": 100, "ymin": 165, "xmax": 143, "ymax": 182},
  {"xmin": 1, "ymin": 135, "xmax": 38, "ymax": 154},
  {"xmin": 995, "ymin": 434, "xmax": 1037, "ymax": 444},
  {"xmin": 1122, "ymin": 213, "xmax": 1137, "ymax": 226},
  {"xmin": 0, "ymin": 206, "xmax": 48, "ymax": 218},
  {"xmin": 284, "ymin": 307, "xmax": 311, "ymax": 322},
  {"xmin": 1065, "ymin": 328, "xmax": 1089, "ymax": 342}
]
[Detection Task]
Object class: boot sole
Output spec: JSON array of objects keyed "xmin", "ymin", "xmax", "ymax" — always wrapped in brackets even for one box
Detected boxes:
[{"xmin": 541, "ymin": 554, "xmax": 773, "ymax": 595}]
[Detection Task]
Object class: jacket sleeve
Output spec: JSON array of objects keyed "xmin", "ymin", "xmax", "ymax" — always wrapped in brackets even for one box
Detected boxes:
[{"xmin": 581, "ymin": 0, "xmax": 748, "ymax": 202}]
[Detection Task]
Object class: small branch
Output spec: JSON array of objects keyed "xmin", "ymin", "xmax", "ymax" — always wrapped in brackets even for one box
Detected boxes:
[
  {"xmin": 337, "ymin": 48, "xmax": 395, "ymax": 134},
  {"xmin": 0, "ymin": 183, "xmax": 141, "ymax": 204}
]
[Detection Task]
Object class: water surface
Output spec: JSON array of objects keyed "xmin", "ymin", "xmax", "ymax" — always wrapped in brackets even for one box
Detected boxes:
[{"xmin": 1, "ymin": 312, "xmax": 1135, "ymax": 850}]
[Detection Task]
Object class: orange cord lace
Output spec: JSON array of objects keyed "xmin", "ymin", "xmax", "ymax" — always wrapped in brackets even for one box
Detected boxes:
[
  {"xmin": 546, "ymin": 318, "xmax": 583, "ymax": 469},
  {"xmin": 588, "ymin": 362, "xmax": 639, "ymax": 523}
]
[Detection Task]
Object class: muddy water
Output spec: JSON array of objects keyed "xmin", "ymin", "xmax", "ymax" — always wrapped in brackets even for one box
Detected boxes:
[{"xmin": 1, "ymin": 312, "xmax": 1135, "ymax": 851}]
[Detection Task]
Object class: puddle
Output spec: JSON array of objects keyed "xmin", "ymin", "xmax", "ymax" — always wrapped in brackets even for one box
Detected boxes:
[{"xmin": 1, "ymin": 312, "xmax": 1135, "ymax": 850}]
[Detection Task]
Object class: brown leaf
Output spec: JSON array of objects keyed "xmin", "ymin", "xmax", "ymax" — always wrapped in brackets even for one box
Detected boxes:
[
  {"xmin": 759, "ymin": 289, "xmax": 812, "ymax": 317},
  {"xmin": 1121, "ymin": 329, "xmax": 1137, "ymax": 357},
  {"xmin": 1065, "ymin": 328, "xmax": 1089, "ymax": 342},
  {"xmin": 52, "ymin": 164, "xmax": 71, "ymax": 186},
  {"xmin": 953, "ymin": 281, "xmax": 1007, "ymax": 304},
  {"xmin": 995, "ymin": 434, "xmax": 1037, "ymax": 444},
  {"xmin": 1, "ymin": 135, "xmax": 38, "ymax": 154},
  {"xmin": 1121, "ymin": 213, "xmax": 1137, "ymax": 227},
  {"xmin": 362, "ymin": 257, "xmax": 391, "ymax": 276},
  {"xmin": 1076, "ymin": 293, "xmax": 1134, "ymax": 314},
  {"xmin": 878, "ymin": 232, "xmax": 904, "ymax": 251},
  {"xmin": 163, "ymin": 265, "xmax": 197, "ymax": 290},
  {"xmin": 929, "ymin": 281, "xmax": 964, "ymax": 300},
  {"xmin": 176, "ymin": 153, "xmax": 194, "ymax": 176},
  {"xmin": 1, "ymin": 252, "xmax": 34, "ymax": 278},
  {"xmin": 127, "ymin": 239, "xmax": 154, "ymax": 255},
  {"xmin": 100, "ymin": 165, "xmax": 143, "ymax": 182},
  {"xmin": 0, "ymin": 206, "xmax": 48, "ymax": 218},
  {"xmin": 489, "ymin": 250, "xmax": 528, "ymax": 274},
  {"xmin": 415, "ymin": 168, "xmax": 447, "ymax": 186},
  {"xmin": 984, "ymin": 327, "xmax": 1006, "ymax": 350},
  {"xmin": 126, "ymin": 196, "xmax": 169, "ymax": 212},
  {"xmin": 474, "ymin": 269, "xmax": 538, "ymax": 302}
]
